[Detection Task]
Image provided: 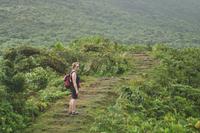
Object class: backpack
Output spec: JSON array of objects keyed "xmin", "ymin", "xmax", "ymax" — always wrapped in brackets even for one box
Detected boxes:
[{"xmin": 64, "ymin": 71, "xmax": 75, "ymax": 88}]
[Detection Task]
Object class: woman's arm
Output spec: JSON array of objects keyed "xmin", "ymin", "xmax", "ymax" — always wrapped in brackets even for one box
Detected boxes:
[{"xmin": 72, "ymin": 72, "xmax": 78, "ymax": 94}]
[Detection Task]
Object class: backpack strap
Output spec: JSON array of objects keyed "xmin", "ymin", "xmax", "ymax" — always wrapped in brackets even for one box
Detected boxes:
[
  {"xmin": 70, "ymin": 70, "xmax": 76, "ymax": 76},
  {"xmin": 70, "ymin": 70, "xmax": 76, "ymax": 83}
]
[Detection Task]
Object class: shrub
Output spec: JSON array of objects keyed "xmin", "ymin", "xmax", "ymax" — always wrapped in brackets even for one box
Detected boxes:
[
  {"xmin": 39, "ymin": 88, "xmax": 66, "ymax": 102},
  {"xmin": 25, "ymin": 67, "xmax": 48, "ymax": 91},
  {"xmin": 11, "ymin": 73, "xmax": 26, "ymax": 93},
  {"xmin": 0, "ymin": 102, "xmax": 25, "ymax": 133}
]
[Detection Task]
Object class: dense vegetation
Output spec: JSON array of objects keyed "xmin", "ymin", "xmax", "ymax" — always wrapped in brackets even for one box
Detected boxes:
[
  {"xmin": 0, "ymin": 0, "xmax": 200, "ymax": 51},
  {"xmin": 91, "ymin": 45, "xmax": 200, "ymax": 133},
  {"xmin": 1, "ymin": 0, "xmax": 200, "ymax": 132},
  {"xmin": 0, "ymin": 37, "xmax": 199, "ymax": 132},
  {"xmin": 0, "ymin": 37, "xmax": 136, "ymax": 132}
]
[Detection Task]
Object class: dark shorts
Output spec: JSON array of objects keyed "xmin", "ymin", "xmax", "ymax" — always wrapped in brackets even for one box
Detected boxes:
[{"xmin": 70, "ymin": 87, "xmax": 78, "ymax": 99}]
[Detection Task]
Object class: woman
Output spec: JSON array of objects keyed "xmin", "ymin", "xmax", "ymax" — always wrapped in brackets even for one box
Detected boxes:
[{"xmin": 68, "ymin": 62, "xmax": 80, "ymax": 115}]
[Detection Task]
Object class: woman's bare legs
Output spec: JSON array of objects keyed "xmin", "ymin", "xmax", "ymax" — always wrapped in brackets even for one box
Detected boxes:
[
  {"xmin": 68, "ymin": 99, "xmax": 73, "ymax": 113},
  {"xmin": 71, "ymin": 99, "xmax": 77, "ymax": 113},
  {"xmin": 74, "ymin": 99, "xmax": 77, "ymax": 112},
  {"xmin": 69, "ymin": 98, "xmax": 78, "ymax": 114}
]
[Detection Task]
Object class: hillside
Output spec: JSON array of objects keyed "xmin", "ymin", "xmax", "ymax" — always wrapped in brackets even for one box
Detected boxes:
[
  {"xmin": 0, "ymin": 0, "xmax": 200, "ymax": 49},
  {"xmin": 1, "ymin": 0, "xmax": 200, "ymax": 132},
  {"xmin": 24, "ymin": 53, "xmax": 154, "ymax": 133},
  {"xmin": 0, "ymin": 37, "xmax": 200, "ymax": 132}
]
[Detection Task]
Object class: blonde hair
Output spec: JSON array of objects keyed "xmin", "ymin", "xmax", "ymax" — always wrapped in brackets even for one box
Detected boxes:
[{"xmin": 72, "ymin": 62, "xmax": 79, "ymax": 69}]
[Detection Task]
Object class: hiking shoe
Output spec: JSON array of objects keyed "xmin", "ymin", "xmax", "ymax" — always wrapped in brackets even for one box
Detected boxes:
[{"xmin": 71, "ymin": 111, "xmax": 79, "ymax": 115}]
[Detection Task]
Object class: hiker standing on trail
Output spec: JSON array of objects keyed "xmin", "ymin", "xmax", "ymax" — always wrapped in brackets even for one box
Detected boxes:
[{"xmin": 68, "ymin": 62, "xmax": 80, "ymax": 115}]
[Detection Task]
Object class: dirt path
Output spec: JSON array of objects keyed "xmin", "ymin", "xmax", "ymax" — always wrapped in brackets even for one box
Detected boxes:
[{"xmin": 25, "ymin": 53, "xmax": 154, "ymax": 133}]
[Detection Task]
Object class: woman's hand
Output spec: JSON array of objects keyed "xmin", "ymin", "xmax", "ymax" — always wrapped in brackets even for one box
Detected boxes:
[{"xmin": 76, "ymin": 90, "xmax": 79, "ymax": 95}]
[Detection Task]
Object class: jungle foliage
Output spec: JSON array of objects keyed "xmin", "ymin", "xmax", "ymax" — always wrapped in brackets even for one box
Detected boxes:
[
  {"xmin": 0, "ymin": 37, "xmax": 200, "ymax": 132},
  {"xmin": 0, "ymin": 37, "xmax": 137, "ymax": 132},
  {"xmin": 91, "ymin": 45, "xmax": 200, "ymax": 133}
]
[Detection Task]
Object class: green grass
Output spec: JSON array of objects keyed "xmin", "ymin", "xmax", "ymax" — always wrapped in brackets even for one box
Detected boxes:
[{"xmin": 1, "ymin": 41, "xmax": 200, "ymax": 132}]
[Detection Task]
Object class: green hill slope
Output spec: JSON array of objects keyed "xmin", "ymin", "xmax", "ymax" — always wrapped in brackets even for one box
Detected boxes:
[
  {"xmin": 0, "ymin": 37, "xmax": 200, "ymax": 132},
  {"xmin": 0, "ymin": 0, "xmax": 200, "ymax": 48}
]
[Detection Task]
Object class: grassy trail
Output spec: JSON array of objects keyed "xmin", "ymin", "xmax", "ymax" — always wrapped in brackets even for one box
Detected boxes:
[{"xmin": 25, "ymin": 53, "xmax": 154, "ymax": 133}]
